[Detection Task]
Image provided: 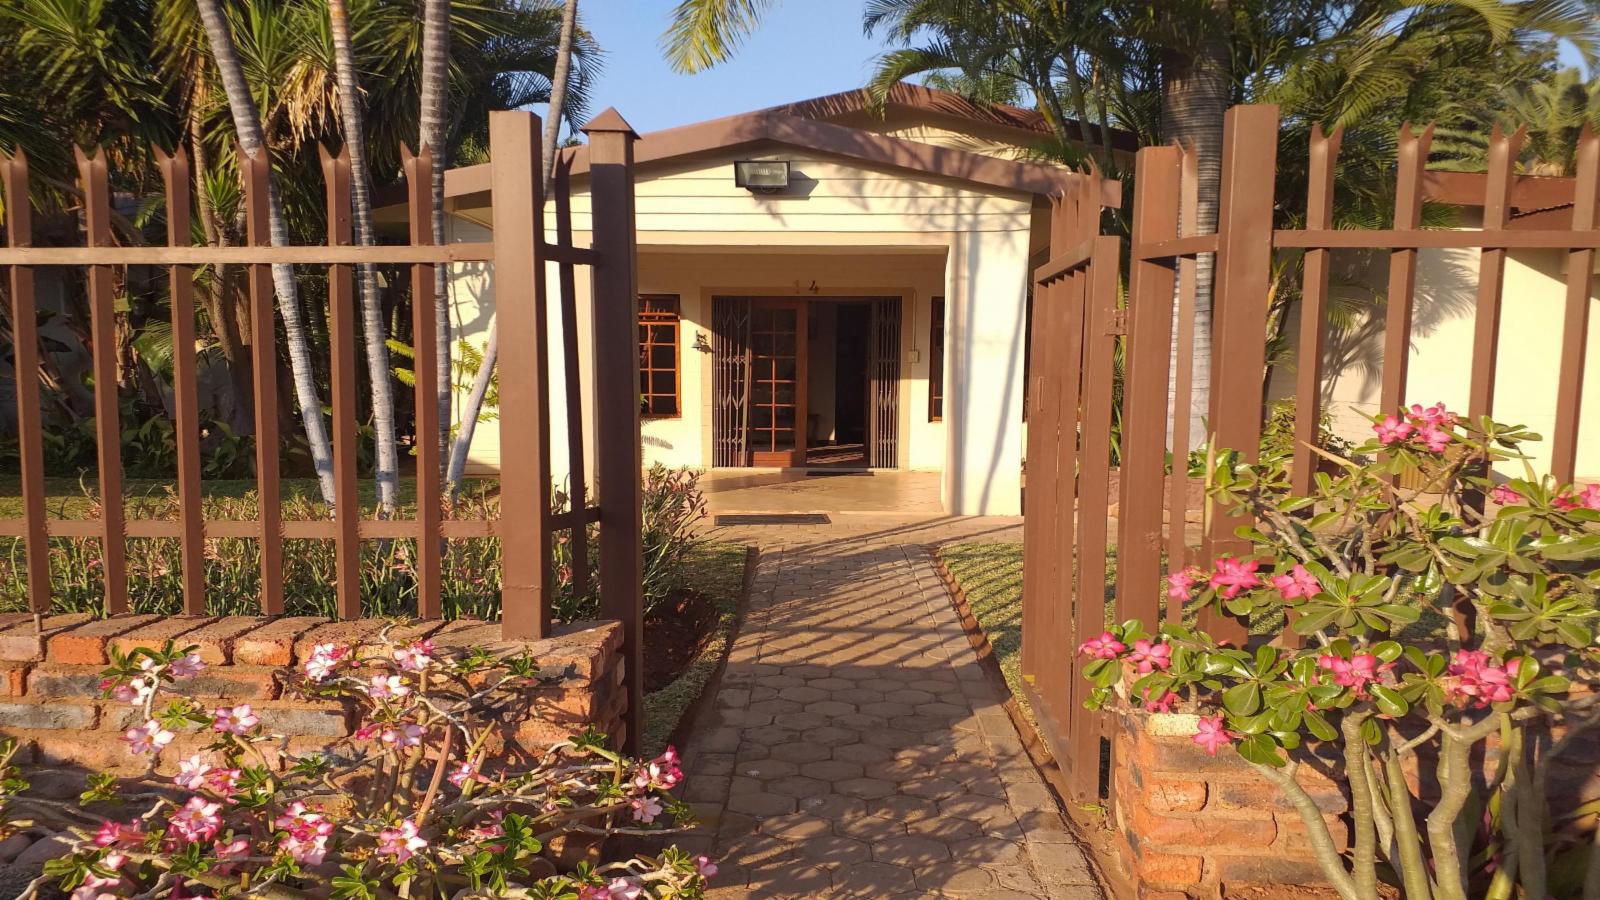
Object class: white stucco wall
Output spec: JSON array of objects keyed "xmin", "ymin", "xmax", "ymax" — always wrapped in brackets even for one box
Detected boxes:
[
  {"xmin": 1270, "ymin": 244, "xmax": 1600, "ymax": 483},
  {"xmin": 443, "ymin": 142, "xmax": 1038, "ymax": 514}
]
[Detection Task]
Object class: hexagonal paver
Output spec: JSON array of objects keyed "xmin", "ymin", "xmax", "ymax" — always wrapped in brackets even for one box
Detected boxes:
[
  {"xmin": 833, "ymin": 688, "xmax": 886, "ymax": 705},
  {"xmin": 803, "ymin": 699, "xmax": 857, "ymax": 717},
  {"xmin": 832, "ymin": 742, "xmax": 894, "ymax": 764},
  {"xmin": 831, "ymin": 861, "xmax": 917, "ymax": 896},
  {"xmin": 766, "ymin": 774, "xmax": 829, "ymax": 798},
  {"xmin": 757, "ymin": 813, "xmax": 831, "ymax": 841},
  {"xmin": 796, "ymin": 793, "xmax": 867, "ymax": 820},
  {"xmin": 773, "ymin": 710, "xmax": 830, "ymax": 731},
  {"xmin": 794, "ymin": 834, "xmax": 872, "ymax": 868},
  {"xmin": 809, "ymin": 677, "xmax": 856, "ymax": 691},
  {"xmin": 835, "ymin": 776, "xmax": 897, "ymax": 799},
  {"xmin": 899, "ymin": 775, "xmax": 964, "ymax": 799},
  {"xmin": 860, "ymin": 700, "xmax": 916, "ymax": 718},
  {"xmin": 801, "ymin": 725, "xmax": 860, "ymax": 747},
  {"xmin": 742, "ymin": 724, "xmax": 801, "ymax": 747},
  {"xmin": 884, "ymin": 688, "xmax": 937, "ymax": 704},
  {"xmin": 766, "ymin": 742, "xmax": 832, "ymax": 764},
  {"xmin": 746, "ymin": 698, "xmax": 801, "ymax": 717},
  {"xmin": 915, "ymin": 861, "xmax": 998, "ymax": 894},
  {"xmin": 727, "ymin": 791, "xmax": 797, "ymax": 817},
  {"xmin": 800, "ymin": 759, "xmax": 864, "ymax": 782},
  {"xmin": 739, "ymin": 760, "xmax": 799, "ymax": 779},
  {"xmin": 776, "ymin": 685, "xmax": 828, "ymax": 704}
]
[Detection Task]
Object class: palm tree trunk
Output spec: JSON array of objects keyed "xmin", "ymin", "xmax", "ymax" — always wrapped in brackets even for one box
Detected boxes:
[
  {"xmin": 188, "ymin": 98, "xmax": 255, "ymax": 432},
  {"xmin": 328, "ymin": 0, "xmax": 401, "ymax": 515},
  {"xmin": 420, "ymin": 0, "xmax": 452, "ymax": 471},
  {"xmin": 1161, "ymin": 0, "xmax": 1229, "ymax": 451},
  {"xmin": 445, "ymin": 0, "xmax": 580, "ymax": 491},
  {"xmin": 194, "ymin": 0, "xmax": 337, "ymax": 503}
]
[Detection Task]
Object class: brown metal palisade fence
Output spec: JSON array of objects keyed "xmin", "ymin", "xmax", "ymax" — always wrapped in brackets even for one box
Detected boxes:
[
  {"xmin": 1021, "ymin": 103, "xmax": 1598, "ymax": 809},
  {"xmin": 0, "ymin": 109, "xmax": 645, "ymax": 724}
]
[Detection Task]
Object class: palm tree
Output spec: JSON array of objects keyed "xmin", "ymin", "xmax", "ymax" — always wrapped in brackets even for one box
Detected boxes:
[
  {"xmin": 421, "ymin": 0, "xmax": 452, "ymax": 468},
  {"xmin": 327, "ymin": 0, "xmax": 401, "ymax": 515},
  {"xmin": 445, "ymin": 0, "xmax": 582, "ymax": 491},
  {"xmin": 194, "ymin": 0, "xmax": 337, "ymax": 503}
]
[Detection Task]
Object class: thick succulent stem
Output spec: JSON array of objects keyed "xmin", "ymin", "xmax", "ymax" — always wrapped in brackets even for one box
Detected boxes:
[
  {"xmin": 1428, "ymin": 716, "xmax": 1501, "ymax": 900},
  {"xmin": 1250, "ymin": 761, "xmax": 1360, "ymax": 900},
  {"xmin": 1342, "ymin": 713, "xmax": 1380, "ymax": 898},
  {"xmin": 1383, "ymin": 749, "xmax": 1434, "ymax": 900}
]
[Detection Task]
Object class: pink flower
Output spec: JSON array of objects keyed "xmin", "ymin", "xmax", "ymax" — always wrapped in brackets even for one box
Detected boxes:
[
  {"xmin": 169, "ymin": 797, "xmax": 223, "ymax": 843},
  {"xmin": 1490, "ymin": 485, "xmax": 1523, "ymax": 506},
  {"xmin": 1141, "ymin": 688, "xmax": 1178, "ymax": 714},
  {"xmin": 1166, "ymin": 567, "xmax": 1203, "ymax": 601},
  {"xmin": 1408, "ymin": 403, "xmax": 1457, "ymax": 427},
  {"xmin": 1192, "ymin": 715, "xmax": 1235, "ymax": 756},
  {"xmin": 354, "ymin": 722, "xmax": 381, "ymax": 741},
  {"xmin": 280, "ymin": 833, "xmax": 328, "ymax": 867},
  {"xmin": 213, "ymin": 837, "xmax": 250, "ymax": 874},
  {"xmin": 122, "ymin": 720, "xmax": 175, "ymax": 755},
  {"xmin": 212, "ymin": 705, "xmax": 258, "ymax": 735},
  {"xmin": 303, "ymin": 643, "xmax": 348, "ymax": 682},
  {"xmin": 1076, "ymin": 631, "xmax": 1126, "ymax": 660},
  {"xmin": 1209, "ymin": 557, "xmax": 1261, "ymax": 599},
  {"xmin": 1416, "ymin": 424, "xmax": 1452, "ymax": 453},
  {"xmin": 206, "ymin": 767, "xmax": 242, "ymax": 797},
  {"xmin": 275, "ymin": 801, "xmax": 334, "ymax": 865},
  {"xmin": 1318, "ymin": 653, "xmax": 1387, "ymax": 698},
  {"xmin": 448, "ymin": 762, "xmax": 481, "ymax": 788},
  {"xmin": 175, "ymin": 755, "xmax": 212, "ymax": 791},
  {"xmin": 1558, "ymin": 484, "xmax": 1600, "ymax": 511},
  {"xmin": 1271, "ymin": 564, "xmax": 1321, "ymax": 600},
  {"xmin": 630, "ymin": 796, "xmax": 664, "ymax": 823},
  {"xmin": 602, "ymin": 878, "xmax": 643, "ymax": 900},
  {"xmin": 392, "ymin": 643, "xmax": 433, "ymax": 673},
  {"xmin": 1374, "ymin": 415, "xmax": 1414, "ymax": 445},
  {"xmin": 367, "ymin": 675, "xmax": 411, "ymax": 700},
  {"xmin": 169, "ymin": 652, "xmax": 206, "ymax": 679},
  {"xmin": 94, "ymin": 820, "xmax": 145, "ymax": 849},
  {"xmin": 110, "ymin": 675, "xmax": 155, "ymax": 706},
  {"xmin": 695, "ymin": 855, "xmax": 719, "ymax": 879},
  {"xmin": 632, "ymin": 751, "xmax": 683, "ymax": 791},
  {"xmin": 376, "ymin": 820, "xmax": 428, "ymax": 863},
  {"xmin": 380, "ymin": 723, "xmax": 425, "ymax": 749},
  {"xmin": 1127, "ymin": 640, "xmax": 1172, "ymax": 674},
  {"xmin": 1447, "ymin": 651, "xmax": 1518, "ymax": 707}
]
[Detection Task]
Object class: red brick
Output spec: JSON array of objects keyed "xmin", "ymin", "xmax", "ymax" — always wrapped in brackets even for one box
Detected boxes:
[
  {"xmin": 1209, "ymin": 777, "xmax": 1344, "ymax": 815},
  {"xmin": 1274, "ymin": 811, "xmax": 1351, "ymax": 855},
  {"xmin": 1130, "ymin": 804, "xmax": 1276, "ymax": 849},
  {"xmin": 254, "ymin": 703, "xmax": 352, "ymax": 738},
  {"xmin": 27, "ymin": 665, "xmax": 106, "ymax": 700},
  {"xmin": 291, "ymin": 620, "xmax": 388, "ymax": 664},
  {"xmin": 31, "ymin": 730, "xmax": 142, "ymax": 773},
  {"xmin": 1145, "ymin": 778, "xmax": 1207, "ymax": 813},
  {"xmin": 1211, "ymin": 851, "xmax": 1332, "ymax": 886},
  {"xmin": 233, "ymin": 617, "xmax": 327, "ymax": 666},
  {"xmin": 109, "ymin": 616, "xmax": 217, "ymax": 659},
  {"xmin": 0, "ymin": 702, "xmax": 97, "ymax": 730},
  {"xmin": 1139, "ymin": 891, "xmax": 1194, "ymax": 900},
  {"xmin": 182, "ymin": 617, "xmax": 271, "ymax": 665},
  {"xmin": 0, "ymin": 662, "xmax": 29, "ymax": 697},
  {"xmin": 48, "ymin": 614, "xmax": 161, "ymax": 665},
  {"xmin": 1136, "ymin": 851, "xmax": 1204, "ymax": 887},
  {"xmin": 351, "ymin": 620, "xmax": 447, "ymax": 662},
  {"xmin": 167, "ymin": 666, "xmax": 279, "ymax": 701},
  {"xmin": 0, "ymin": 614, "xmax": 92, "ymax": 661}
]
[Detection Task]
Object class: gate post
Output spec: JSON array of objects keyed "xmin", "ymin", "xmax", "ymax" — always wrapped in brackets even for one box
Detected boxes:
[
  {"xmin": 1202, "ymin": 104, "xmax": 1278, "ymax": 644},
  {"xmin": 586, "ymin": 109, "xmax": 644, "ymax": 756}
]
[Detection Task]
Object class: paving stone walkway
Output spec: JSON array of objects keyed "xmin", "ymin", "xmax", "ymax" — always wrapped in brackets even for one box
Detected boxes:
[{"xmin": 678, "ymin": 514, "xmax": 1103, "ymax": 899}]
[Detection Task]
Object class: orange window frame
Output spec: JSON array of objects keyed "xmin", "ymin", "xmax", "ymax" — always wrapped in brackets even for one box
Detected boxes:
[{"xmin": 639, "ymin": 295, "xmax": 681, "ymax": 419}]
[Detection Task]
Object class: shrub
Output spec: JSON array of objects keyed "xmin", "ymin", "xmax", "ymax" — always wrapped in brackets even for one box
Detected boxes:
[
  {"xmin": 1080, "ymin": 403, "xmax": 1600, "ymax": 900},
  {"xmin": 0, "ymin": 467, "xmax": 710, "ymax": 622},
  {"xmin": 24, "ymin": 629, "xmax": 714, "ymax": 899}
]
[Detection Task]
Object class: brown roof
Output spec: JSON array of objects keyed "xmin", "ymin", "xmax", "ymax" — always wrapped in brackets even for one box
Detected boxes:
[
  {"xmin": 762, "ymin": 83, "xmax": 1140, "ymax": 153},
  {"xmin": 1422, "ymin": 169, "xmax": 1582, "ymax": 228},
  {"xmin": 438, "ymin": 86, "xmax": 1122, "ymax": 210}
]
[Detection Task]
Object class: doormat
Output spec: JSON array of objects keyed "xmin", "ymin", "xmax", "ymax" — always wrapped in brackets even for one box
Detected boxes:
[
  {"xmin": 805, "ymin": 470, "xmax": 873, "ymax": 477},
  {"xmin": 714, "ymin": 514, "xmax": 832, "ymax": 526}
]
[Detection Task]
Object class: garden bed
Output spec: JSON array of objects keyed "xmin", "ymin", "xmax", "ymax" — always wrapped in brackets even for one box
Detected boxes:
[{"xmin": 642, "ymin": 544, "xmax": 753, "ymax": 755}]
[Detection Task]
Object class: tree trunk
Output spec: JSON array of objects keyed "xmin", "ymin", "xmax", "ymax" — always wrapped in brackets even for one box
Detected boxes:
[
  {"xmin": 445, "ymin": 0, "xmax": 579, "ymax": 491},
  {"xmin": 1161, "ymin": 0, "xmax": 1229, "ymax": 451},
  {"xmin": 328, "ymin": 0, "xmax": 401, "ymax": 515},
  {"xmin": 194, "ymin": 0, "xmax": 337, "ymax": 503},
  {"xmin": 188, "ymin": 99, "xmax": 255, "ymax": 433},
  {"xmin": 420, "ymin": 0, "xmax": 452, "ymax": 472}
]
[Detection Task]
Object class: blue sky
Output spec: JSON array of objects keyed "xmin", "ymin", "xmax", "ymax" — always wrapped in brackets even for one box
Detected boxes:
[{"xmin": 544, "ymin": 0, "xmax": 893, "ymax": 136}]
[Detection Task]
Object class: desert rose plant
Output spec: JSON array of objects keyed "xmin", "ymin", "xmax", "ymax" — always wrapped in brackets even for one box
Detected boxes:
[
  {"xmin": 20, "ymin": 626, "xmax": 715, "ymax": 899},
  {"xmin": 1078, "ymin": 404, "xmax": 1600, "ymax": 900}
]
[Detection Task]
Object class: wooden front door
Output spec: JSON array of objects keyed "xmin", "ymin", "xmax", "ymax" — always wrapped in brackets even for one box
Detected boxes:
[{"xmin": 748, "ymin": 301, "xmax": 808, "ymax": 467}]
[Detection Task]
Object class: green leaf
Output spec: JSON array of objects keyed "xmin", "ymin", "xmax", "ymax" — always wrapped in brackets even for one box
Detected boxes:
[
  {"xmin": 1223, "ymin": 682, "xmax": 1262, "ymax": 717},
  {"xmin": 1237, "ymin": 734, "xmax": 1286, "ymax": 767},
  {"xmin": 1370, "ymin": 685, "xmax": 1409, "ymax": 718},
  {"xmin": 1304, "ymin": 709, "xmax": 1338, "ymax": 741}
]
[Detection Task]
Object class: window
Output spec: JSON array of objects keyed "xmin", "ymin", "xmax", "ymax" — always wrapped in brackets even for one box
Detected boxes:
[
  {"xmin": 929, "ymin": 296, "xmax": 945, "ymax": 422},
  {"xmin": 639, "ymin": 295, "xmax": 680, "ymax": 418}
]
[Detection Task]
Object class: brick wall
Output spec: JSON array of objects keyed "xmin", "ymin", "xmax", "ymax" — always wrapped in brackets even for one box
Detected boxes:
[
  {"xmin": 1111, "ymin": 710, "xmax": 1350, "ymax": 899},
  {"xmin": 0, "ymin": 613, "xmax": 625, "ymax": 777}
]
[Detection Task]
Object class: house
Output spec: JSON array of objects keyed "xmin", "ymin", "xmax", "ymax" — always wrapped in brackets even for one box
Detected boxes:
[{"xmin": 434, "ymin": 85, "xmax": 1127, "ymax": 516}]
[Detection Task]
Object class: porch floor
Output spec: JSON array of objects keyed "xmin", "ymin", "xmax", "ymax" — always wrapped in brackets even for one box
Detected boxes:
[
  {"xmin": 701, "ymin": 469, "xmax": 944, "ymax": 514},
  {"xmin": 677, "ymin": 514, "xmax": 1102, "ymax": 898}
]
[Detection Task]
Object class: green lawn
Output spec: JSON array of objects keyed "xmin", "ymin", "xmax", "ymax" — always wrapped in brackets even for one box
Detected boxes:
[
  {"xmin": 937, "ymin": 542, "xmax": 1118, "ymax": 727},
  {"xmin": 642, "ymin": 542, "xmax": 751, "ymax": 756}
]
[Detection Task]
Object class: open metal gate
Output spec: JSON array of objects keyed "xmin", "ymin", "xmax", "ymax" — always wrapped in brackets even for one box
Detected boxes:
[
  {"xmin": 712, "ymin": 297, "xmax": 751, "ymax": 468},
  {"xmin": 868, "ymin": 298, "xmax": 901, "ymax": 468}
]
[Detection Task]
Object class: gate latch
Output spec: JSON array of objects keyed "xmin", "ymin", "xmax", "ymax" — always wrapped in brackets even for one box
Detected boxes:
[{"xmin": 1107, "ymin": 309, "xmax": 1129, "ymax": 335}]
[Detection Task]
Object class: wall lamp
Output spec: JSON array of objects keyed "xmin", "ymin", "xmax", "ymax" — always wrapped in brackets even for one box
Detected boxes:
[{"xmin": 734, "ymin": 160, "xmax": 791, "ymax": 193}]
